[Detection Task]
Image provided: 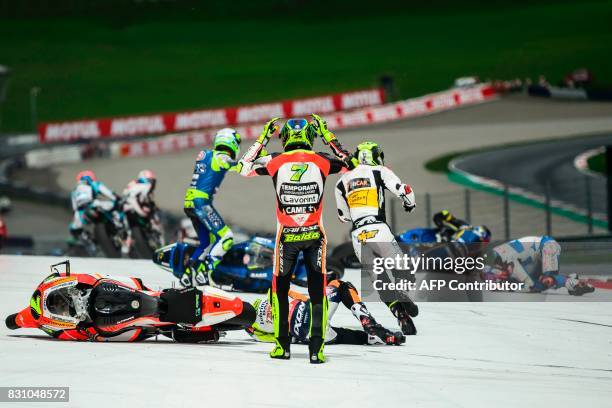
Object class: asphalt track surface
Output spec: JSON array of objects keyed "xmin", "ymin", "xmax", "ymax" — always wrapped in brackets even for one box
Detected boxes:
[
  {"xmin": 453, "ymin": 133, "xmax": 611, "ymax": 216},
  {"xmin": 12, "ymin": 94, "xmax": 612, "ymax": 244}
]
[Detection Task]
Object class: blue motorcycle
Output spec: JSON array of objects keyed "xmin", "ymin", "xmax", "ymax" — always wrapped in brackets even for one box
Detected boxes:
[
  {"xmin": 154, "ymin": 236, "xmax": 344, "ymax": 293},
  {"xmin": 396, "ymin": 227, "xmax": 439, "ymax": 244}
]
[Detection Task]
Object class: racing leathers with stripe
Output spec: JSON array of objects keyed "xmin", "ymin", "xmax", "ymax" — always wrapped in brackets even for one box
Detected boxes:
[
  {"xmin": 183, "ymin": 149, "xmax": 236, "ymax": 286},
  {"xmin": 335, "ymin": 164, "xmax": 419, "ymax": 334},
  {"xmin": 239, "ymin": 143, "xmax": 347, "ymax": 358}
]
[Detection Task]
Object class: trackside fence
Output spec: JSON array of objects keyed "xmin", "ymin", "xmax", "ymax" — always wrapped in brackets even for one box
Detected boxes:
[{"xmin": 388, "ymin": 176, "xmax": 609, "ymax": 241}]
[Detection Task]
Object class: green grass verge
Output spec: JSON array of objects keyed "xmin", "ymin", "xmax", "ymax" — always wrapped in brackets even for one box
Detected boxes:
[
  {"xmin": 587, "ymin": 152, "xmax": 606, "ymax": 174},
  {"xmin": 1, "ymin": 0, "xmax": 612, "ymax": 132},
  {"xmin": 424, "ymin": 152, "xmax": 463, "ymax": 173}
]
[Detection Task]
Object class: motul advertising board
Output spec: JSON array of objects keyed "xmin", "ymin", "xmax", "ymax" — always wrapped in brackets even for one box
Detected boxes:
[{"xmin": 38, "ymin": 88, "xmax": 385, "ymax": 143}]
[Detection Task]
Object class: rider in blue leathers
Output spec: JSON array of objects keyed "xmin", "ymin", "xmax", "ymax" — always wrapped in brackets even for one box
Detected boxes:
[{"xmin": 182, "ymin": 128, "xmax": 241, "ymax": 287}]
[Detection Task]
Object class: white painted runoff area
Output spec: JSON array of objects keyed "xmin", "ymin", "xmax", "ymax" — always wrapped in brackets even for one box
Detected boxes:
[{"xmin": 1, "ymin": 255, "xmax": 610, "ymax": 408}]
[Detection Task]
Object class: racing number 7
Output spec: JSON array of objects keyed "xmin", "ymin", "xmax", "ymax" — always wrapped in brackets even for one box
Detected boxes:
[{"xmin": 290, "ymin": 164, "xmax": 308, "ymax": 181}]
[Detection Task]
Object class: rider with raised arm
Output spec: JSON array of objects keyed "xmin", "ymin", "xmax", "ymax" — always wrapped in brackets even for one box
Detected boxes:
[
  {"xmin": 334, "ymin": 141, "xmax": 419, "ymax": 335},
  {"xmin": 182, "ymin": 128, "xmax": 241, "ymax": 287},
  {"xmin": 238, "ymin": 114, "xmax": 350, "ymax": 364}
]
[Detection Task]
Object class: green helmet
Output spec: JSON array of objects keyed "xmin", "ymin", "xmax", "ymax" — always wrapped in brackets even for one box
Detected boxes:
[
  {"xmin": 213, "ymin": 128, "xmax": 241, "ymax": 159},
  {"xmin": 280, "ymin": 118, "xmax": 316, "ymax": 151},
  {"xmin": 355, "ymin": 141, "xmax": 384, "ymax": 165}
]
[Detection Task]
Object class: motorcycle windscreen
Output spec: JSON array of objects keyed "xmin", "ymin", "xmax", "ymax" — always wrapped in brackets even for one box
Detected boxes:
[
  {"xmin": 153, "ymin": 243, "xmax": 196, "ymax": 278},
  {"xmin": 245, "ymin": 242, "xmax": 273, "ymax": 270}
]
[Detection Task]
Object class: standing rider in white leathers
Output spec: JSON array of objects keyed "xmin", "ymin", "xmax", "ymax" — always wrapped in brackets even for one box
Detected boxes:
[{"xmin": 334, "ymin": 141, "xmax": 419, "ymax": 335}]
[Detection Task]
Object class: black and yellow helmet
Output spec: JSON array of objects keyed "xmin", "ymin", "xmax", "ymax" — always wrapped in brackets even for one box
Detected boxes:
[
  {"xmin": 355, "ymin": 141, "xmax": 384, "ymax": 165},
  {"xmin": 441, "ymin": 210, "xmax": 452, "ymax": 221},
  {"xmin": 280, "ymin": 118, "xmax": 316, "ymax": 151}
]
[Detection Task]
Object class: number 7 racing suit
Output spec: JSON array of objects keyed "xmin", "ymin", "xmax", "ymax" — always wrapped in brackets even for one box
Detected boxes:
[{"xmin": 239, "ymin": 144, "xmax": 347, "ymax": 359}]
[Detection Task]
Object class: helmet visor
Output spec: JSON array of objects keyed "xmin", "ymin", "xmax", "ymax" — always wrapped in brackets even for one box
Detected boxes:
[
  {"xmin": 46, "ymin": 288, "xmax": 75, "ymax": 318},
  {"xmin": 214, "ymin": 134, "xmax": 240, "ymax": 159},
  {"xmin": 286, "ymin": 118, "xmax": 308, "ymax": 131}
]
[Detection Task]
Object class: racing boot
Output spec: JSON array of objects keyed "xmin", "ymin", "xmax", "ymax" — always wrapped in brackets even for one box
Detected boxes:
[
  {"xmin": 363, "ymin": 319, "xmax": 406, "ymax": 345},
  {"xmin": 203, "ymin": 256, "xmax": 221, "ymax": 288},
  {"xmin": 270, "ymin": 336, "xmax": 291, "ymax": 360},
  {"xmin": 355, "ymin": 305, "xmax": 405, "ymax": 345},
  {"xmin": 389, "ymin": 300, "xmax": 418, "ymax": 336},
  {"xmin": 349, "ymin": 302, "xmax": 404, "ymax": 344},
  {"xmin": 309, "ymin": 336, "xmax": 325, "ymax": 364},
  {"xmin": 566, "ymin": 274, "xmax": 595, "ymax": 296},
  {"xmin": 180, "ymin": 260, "xmax": 206, "ymax": 287},
  {"xmin": 179, "ymin": 268, "xmax": 193, "ymax": 287},
  {"xmin": 389, "ymin": 331, "xmax": 406, "ymax": 345},
  {"xmin": 192, "ymin": 260, "xmax": 209, "ymax": 286}
]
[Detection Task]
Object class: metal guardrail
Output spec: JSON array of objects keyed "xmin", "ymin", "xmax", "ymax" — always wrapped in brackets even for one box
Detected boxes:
[{"xmin": 388, "ymin": 182, "xmax": 610, "ymax": 242}]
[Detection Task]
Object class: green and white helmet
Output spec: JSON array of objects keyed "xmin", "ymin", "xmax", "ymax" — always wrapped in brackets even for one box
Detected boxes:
[
  {"xmin": 280, "ymin": 118, "xmax": 316, "ymax": 151},
  {"xmin": 213, "ymin": 128, "xmax": 241, "ymax": 159},
  {"xmin": 355, "ymin": 141, "xmax": 384, "ymax": 165}
]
